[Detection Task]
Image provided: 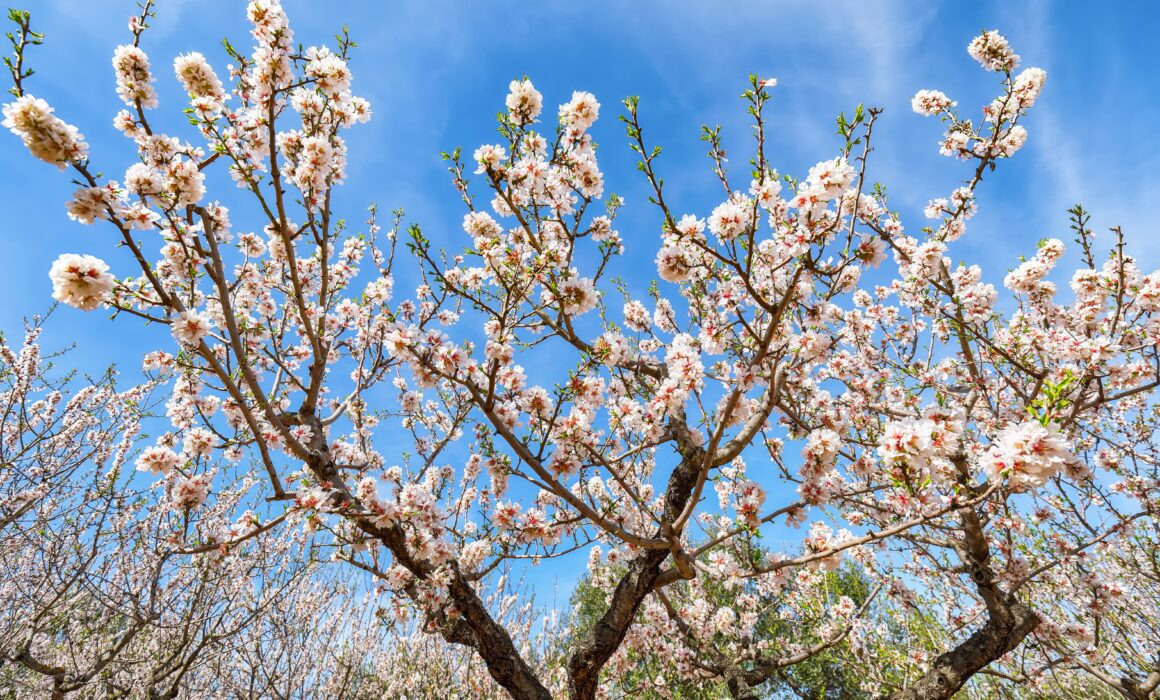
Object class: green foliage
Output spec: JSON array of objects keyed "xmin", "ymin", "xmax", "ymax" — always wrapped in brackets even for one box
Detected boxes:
[
  {"xmin": 1027, "ymin": 369, "xmax": 1078, "ymax": 425},
  {"xmin": 835, "ymin": 104, "xmax": 865, "ymax": 148},
  {"xmin": 5, "ymin": 8, "xmax": 42, "ymax": 97},
  {"xmin": 565, "ymin": 564, "xmax": 875, "ymax": 699}
]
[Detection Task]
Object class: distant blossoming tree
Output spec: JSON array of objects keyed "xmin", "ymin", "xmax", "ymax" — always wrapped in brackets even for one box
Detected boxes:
[{"xmin": 3, "ymin": 2, "xmax": 1158, "ymax": 699}]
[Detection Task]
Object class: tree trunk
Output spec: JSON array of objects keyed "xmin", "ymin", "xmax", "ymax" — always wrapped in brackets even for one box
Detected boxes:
[
  {"xmin": 300, "ymin": 414, "xmax": 553, "ymax": 700},
  {"xmin": 566, "ymin": 417, "xmax": 706, "ymax": 700},
  {"xmin": 890, "ymin": 461, "xmax": 1042, "ymax": 700},
  {"xmin": 725, "ymin": 665, "xmax": 761, "ymax": 700},
  {"xmin": 1115, "ymin": 671, "xmax": 1160, "ymax": 700},
  {"xmin": 446, "ymin": 570, "xmax": 553, "ymax": 700},
  {"xmin": 889, "ymin": 599, "xmax": 1037, "ymax": 699}
]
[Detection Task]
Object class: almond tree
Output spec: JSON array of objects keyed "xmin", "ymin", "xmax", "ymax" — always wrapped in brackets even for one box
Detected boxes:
[
  {"xmin": 3, "ymin": 3, "xmax": 1157, "ymax": 699},
  {"xmin": 0, "ymin": 317, "xmax": 312, "ymax": 699},
  {"xmin": 0, "ymin": 317, "xmax": 558, "ymax": 698}
]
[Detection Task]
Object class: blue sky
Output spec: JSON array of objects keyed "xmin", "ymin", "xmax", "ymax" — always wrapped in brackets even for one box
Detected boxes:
[
  {"xmin": 3, "ymin": 0, "xmax": 1158, "ymax": 601},
  {"xmin": 4, "ymin": 0, "xmax": 1159, "ymax": 364}
]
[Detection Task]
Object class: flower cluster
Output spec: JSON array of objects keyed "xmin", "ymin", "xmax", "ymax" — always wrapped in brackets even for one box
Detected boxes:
[
  {"xmin": 48, "ymin": 253, "xmax": 115, "ymax": 310},
  {"xmin": 171, "ymin": 473, "xmax": 211, "ymax": 509},
  {"xmin": 876, "ymin": 408, "xmax": 964, "ymax": 484},
  {"xmin": 171, "ymin": 310, "xmax": 214, "ymax": 347},
  {"xmin": 505, "ymin": 78, "xmax": 543, "ymax": 125},
  {"xmin": 2, "ymin": 95, "xmax": 88, "ymax": 167},
  {"xmin": 135, "ymin": 445, "xmax": 181, "ymax": 474},
  {"xmin": 967, "ymin": 30, "xmax": 1020, "ymax": 72},
  {"xmin": 911, "ymin": 89, "xmax": 955, "ymax": 116},
  {"xmin": 112, "ymin": 44, "xmax": 158, "ymax": 108},
  {"xmin": 1004, "ymin": 237, "xmax": 1065, "ymax": 296},
  {"xmin": 174, "ymin": 51, "xmax": 226, "ymax": 105},
  {"xmin": 982, "ymin": 421, "xmax": 1078, "ymax": 491}
]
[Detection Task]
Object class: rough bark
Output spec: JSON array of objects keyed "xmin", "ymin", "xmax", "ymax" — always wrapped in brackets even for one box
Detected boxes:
[
  {"xmin": 566, "ymin": 418, "xmax": 705, "ymax": 700},
  {"xmin": 1114, "ymin": 671, "xmax": 1160, "ymax": 700},
  {"xmin": 889, "ymin": 600, "xmax": 1037, "ymax": 700},
  {"xmin": 566, "ymin": 546, "xmax": 671, "ymax": 699},
  {"xmin": 446, "ymin": 571, "xmax": 554, "ymax": 700},
  {"xmin": 725, "ymin": 666, "xmax": 761, "ymax": 700},
  {"xmin": 298, "ymin": 412, "xmax": 553, "ymax": 700},
  {"xmin": 891, "ymin": 473, "xmax": 1039, "ymax": 700}
]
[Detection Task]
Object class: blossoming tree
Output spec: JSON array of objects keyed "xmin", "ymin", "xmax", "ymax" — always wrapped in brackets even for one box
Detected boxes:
[
  {"xmin": 4, "ymin": 2, "xmax": 1158, "ymax": 699},
  {"xmin": 0, "ymin": 317, "xmax": 560, "ymax": 698}
]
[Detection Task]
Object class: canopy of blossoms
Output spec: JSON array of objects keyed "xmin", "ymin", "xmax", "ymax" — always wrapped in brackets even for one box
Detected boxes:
[{"xmin": 2, "ymin": 3, "xmax": 1158, "ymax": 699}]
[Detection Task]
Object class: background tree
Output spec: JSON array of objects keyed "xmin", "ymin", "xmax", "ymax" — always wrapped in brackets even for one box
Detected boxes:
[{"xmin": 568, "ymin": 560, "xmax": 882, "ymax": 698}]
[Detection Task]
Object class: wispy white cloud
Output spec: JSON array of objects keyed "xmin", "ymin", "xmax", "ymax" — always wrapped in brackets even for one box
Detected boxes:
[
  {"xmin": 999, "ymin": 0, "xmax": 1160, "ymax": 262},
  {"xmin": 45, "ymin": 0, "xmax": 192, "ymax": 38}
]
